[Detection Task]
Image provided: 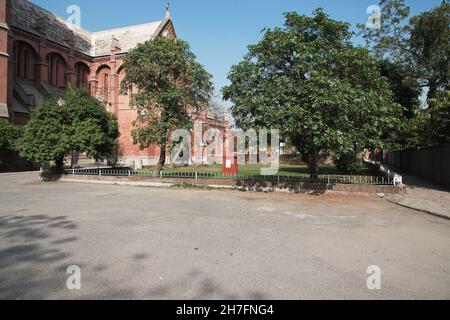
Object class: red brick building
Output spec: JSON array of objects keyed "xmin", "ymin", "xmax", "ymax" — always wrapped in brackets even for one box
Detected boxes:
[{"xmin": 0, "ymin": 0, "xmax": 227, "ymax": 168}]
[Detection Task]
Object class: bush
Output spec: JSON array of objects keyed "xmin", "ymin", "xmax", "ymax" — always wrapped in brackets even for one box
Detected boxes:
[
  {"xmin": 0, "ymin": 119, "xmax": 23, "ymax": 152},
  {"xmin": 335, "ymin": 152, "xmax": 363, "ymax": 174}
]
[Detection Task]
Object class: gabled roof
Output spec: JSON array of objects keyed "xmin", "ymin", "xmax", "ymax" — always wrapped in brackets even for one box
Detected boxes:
[
  {"xmin": 10, "ymin": 0, "xmax": 170, "ymax": 57},
  {"xmin": 91, "ymin": 21, "xmax": 162, "ymax": 56}
]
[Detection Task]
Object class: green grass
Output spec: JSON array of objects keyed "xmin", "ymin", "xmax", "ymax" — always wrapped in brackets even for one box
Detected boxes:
[{"xmin": 142, "ymin": 163, "xmax": 377, "ymax": 178}]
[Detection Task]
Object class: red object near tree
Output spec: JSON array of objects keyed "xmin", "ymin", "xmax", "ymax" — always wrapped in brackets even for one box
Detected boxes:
[
  {"xmin": 222, "ymin": 134, "xmax": 238, "ymax": 176},
  {"xmin": 222, "ymin": 154, "xmax": 238, "ymax": 176}
]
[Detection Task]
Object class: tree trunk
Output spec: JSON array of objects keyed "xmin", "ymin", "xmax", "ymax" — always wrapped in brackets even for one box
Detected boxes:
[
  {"xmin": 153, "ymin": 142, "xmax": 167, "ymax": 177},
  {"xmin": 427, "ymin": 79, "xmax": 438, "ymax": 101},
  {"xmin": 54, "ymin": 156, "xmax": 65, "ymax": 173},
  {"xmin": 305, "ymin": 153, "xmax": 319, "ymax": 181}
]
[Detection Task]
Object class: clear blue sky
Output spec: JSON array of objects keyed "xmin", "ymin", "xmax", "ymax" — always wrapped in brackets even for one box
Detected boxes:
[{"xmin": 33, "ymin": 0, "xmax": 443, "ymax": 95}]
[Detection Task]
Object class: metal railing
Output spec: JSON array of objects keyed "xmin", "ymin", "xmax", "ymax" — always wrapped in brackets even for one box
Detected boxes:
[{"xmin": 62, "ymin": 168, "xmax": 395, "ymax": 185}]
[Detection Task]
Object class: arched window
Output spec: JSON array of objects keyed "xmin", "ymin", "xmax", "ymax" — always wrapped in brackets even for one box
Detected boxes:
[
  {"xmin": 75, "ymin": 62, "xmax": 90, "ymax": 90},
  {"xmin": 96, "ymin": 65, "xmax": 111, "ymax": 100},
  {"xmin": 13, "ymin": 42, "xmax": 37, "ymax": 81},
  {"xmin": 46, "ymin": 53, "xmax": 67, "ymax": 88}
]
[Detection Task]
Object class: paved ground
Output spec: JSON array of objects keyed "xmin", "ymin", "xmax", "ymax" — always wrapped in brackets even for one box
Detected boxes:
[
  {"xmin": 384, "ymin": 173, "xmax": 450, "ymax": 220},
  {"xmin": 0, "ymin": 173, "xmax": 449, "ymax": 300}
]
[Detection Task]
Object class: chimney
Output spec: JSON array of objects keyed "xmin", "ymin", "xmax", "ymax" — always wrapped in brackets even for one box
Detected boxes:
[{"xmin": 110, "ymin": 36, "xmax": 121, "ymax": 53}]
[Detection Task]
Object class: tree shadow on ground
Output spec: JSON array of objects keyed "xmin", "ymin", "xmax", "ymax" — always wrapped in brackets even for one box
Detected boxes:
[
  {"xmin": 145, "ymin": 268, "xmax": 269, "ymax": 300},
  {"xmin": 0, "ymin": 214, "xmax": 78, "ymax": 299}
]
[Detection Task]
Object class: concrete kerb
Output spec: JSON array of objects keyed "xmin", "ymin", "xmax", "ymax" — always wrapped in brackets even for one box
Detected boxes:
[
  {"xmin": 379, "ymin": 194, "xmax": 450, "ymax": 221},
  {"xmin": 0, "ymin": 171, "xmax": 39, "ymax": 176}
]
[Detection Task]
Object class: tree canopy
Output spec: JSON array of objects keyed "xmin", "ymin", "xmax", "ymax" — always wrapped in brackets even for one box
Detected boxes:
[
  {"xmin": 121, "ymin": 36, "xmax": 213, "ymax": 174},
  {"xmin": 223, "ymin": 9, "xmax": 402, "ymax": 178},
  {"xmin": 359, "ymin": 0, "xmax": 449, "ymax": 100},
  {"xmin": 359, "ymin": 0, "xmax": 450, "ymax": 148},
  {"xmin": 16, "ymin": 88, "xmax": 119, "ymax": 168}
]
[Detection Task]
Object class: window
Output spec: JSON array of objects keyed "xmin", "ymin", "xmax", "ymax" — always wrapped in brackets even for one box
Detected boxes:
[
  {"xmin": 75, "ymin": 62, "xmax": 89, "ymax": 90},
  {"xmin": 14, "ymin": 42, "xmax": 37, "ymax": 81},
  {"xmin": 47, "ymin": 53, "xmax": 67, "ymax": 88}
]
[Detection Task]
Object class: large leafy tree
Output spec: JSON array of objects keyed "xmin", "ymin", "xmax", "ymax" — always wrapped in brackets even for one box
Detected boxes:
[
  {"xmin": 121, "ymin": 37, "xmax": 213, "ymax": 175},
  {"xmin": 223, "ymin": 9, "xmax": 401, "ymax": 179},
  {"xmin": 16, "ymin": 88, "xmax": 119, "ymax": 169},
  {"xmin": 359, "ymin": 0, "xmax": 450, "ymax": 100}
]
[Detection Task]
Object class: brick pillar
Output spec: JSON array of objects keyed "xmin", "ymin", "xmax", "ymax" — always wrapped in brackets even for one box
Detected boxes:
[
  {"xmin": 0, "ymin": 0, "xmax": 10, "ymax": 119},
  {"xmin": 110, "ymin": 69, "xmax": 119, "ymax": 115},
  {"xmin": 89, "ymin": 77, "xmax": 98, "ymax": 96},
  {"xmin": 110, "ymin": 37, "xmax": 121, "ymax": 116},
  {"xmin": 35, "ymin": 17, "xmax": 49, "ymax": 86},
  {"xmin": 64, "ymin": 31, "xmax": 77, "ymax": 87}
]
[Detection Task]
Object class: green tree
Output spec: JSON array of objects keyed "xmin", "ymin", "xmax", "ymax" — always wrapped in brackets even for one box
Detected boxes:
[
  {"xmin": 16, "ymin": 88, "xmax": 119, "ymax": 170},
  {"xmin": 121, "ymin": 37, "xmax": 213, "ymax": 175},
  {"xmin": 0, "ymin": 118, "xmax": 23, "ymax": 152},
  {"xmin": 405, "ymin": 90, "xmax": 450, "ymax": 147},
  {"xmin": 377, "ymin": 59, "xmax": 422, "ymax": 149},
  {"xmin": 359, "ymin": 0, "xmax": 450, "ymax": 100},
  {"xmin": 378, "ymin": 59, "xmax": 421, "ymax": 120},
  {"xmin": 223, "ymin": 9, "xmax": 402, "ymax": 179}
]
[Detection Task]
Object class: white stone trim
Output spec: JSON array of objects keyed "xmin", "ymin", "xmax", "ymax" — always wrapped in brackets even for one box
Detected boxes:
[{"xmin": 0, "ymin": 103, "xmax": 9, "ymax": 118}]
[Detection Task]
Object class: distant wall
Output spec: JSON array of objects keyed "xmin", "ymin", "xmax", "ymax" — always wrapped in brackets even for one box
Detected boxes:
[{"xmin": 383, "ymin": 144, "xmax": 450, "ymax": 188}]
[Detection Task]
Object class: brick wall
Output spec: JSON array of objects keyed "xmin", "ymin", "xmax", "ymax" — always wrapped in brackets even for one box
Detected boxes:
[{"xmin": 0, "ymin": 0, "xmax": 9, "ymax": 118}]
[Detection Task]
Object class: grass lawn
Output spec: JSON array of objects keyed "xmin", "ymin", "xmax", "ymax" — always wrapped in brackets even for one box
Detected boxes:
[{"xmin": 151, "ymin": 163, "xmax": 377, "ymax": 178}]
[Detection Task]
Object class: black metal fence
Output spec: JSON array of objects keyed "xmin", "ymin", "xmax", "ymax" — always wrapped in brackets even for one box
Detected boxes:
[{"xmin": 62, "ymin": 168, "xmax": 395, "ymax": 185}]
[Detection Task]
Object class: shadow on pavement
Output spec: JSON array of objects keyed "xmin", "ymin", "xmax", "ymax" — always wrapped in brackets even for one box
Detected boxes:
[{"xmin": 0, "ymin": 214, "xmax": 78, "ymax": 299}]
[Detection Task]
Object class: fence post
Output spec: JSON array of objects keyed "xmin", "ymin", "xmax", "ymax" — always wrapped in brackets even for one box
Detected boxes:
[
  {"xmin": 160, "ymin": 171, "xmax": 163, "ymax": 179},
  {"xmin": 99, "ymin": 169, "xmax": 102, "ymax": 177},
  {"xmin": 195, "ymin": 172, "xmax": 198, "ymax": 180},
  {"xmin": 128, "ymin": 170, "xmax": 131, "ymax": 177}
]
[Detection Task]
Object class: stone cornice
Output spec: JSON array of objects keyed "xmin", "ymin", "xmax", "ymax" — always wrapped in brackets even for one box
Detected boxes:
[{"xmin": 0, "ymin": 22, "xmax": 9, "ymax": 31}]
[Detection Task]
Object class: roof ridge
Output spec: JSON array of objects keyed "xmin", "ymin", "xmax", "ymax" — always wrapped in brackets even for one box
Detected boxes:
[{"xmin": 92, "ymin": 21, "xmax": 163, "ymax": 35}]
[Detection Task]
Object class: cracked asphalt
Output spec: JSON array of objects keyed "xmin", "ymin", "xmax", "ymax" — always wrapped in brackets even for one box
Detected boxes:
[{"xmin": 0, "ymin": 173, "xmax": 449, "ymax": 299}]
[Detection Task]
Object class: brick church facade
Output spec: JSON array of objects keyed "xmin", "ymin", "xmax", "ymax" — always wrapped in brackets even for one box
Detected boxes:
[{"xmin": 0, "ymin": 0, "xmax": 227, "ymax": 168}]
